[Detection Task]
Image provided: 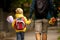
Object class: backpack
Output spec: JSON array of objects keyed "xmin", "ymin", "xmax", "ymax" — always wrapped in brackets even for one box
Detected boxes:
[
  {"xmin": 35, "ymin": 0, "xmax": 49, "ymax": 15},
  {"xmin": 14, "ymin": 17, "xmax": 26, "ymax": 30}
]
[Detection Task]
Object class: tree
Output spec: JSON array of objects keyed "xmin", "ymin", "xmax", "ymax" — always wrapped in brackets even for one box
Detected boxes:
[{"xmin": 10, "ymin": 0, "xmax": 32, "ymax": 13}]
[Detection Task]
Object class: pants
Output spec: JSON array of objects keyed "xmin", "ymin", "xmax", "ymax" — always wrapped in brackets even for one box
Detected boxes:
[
  {"xmin": 16, "ymin": 32, "xmax": 24, "ymax": 40},
  {"xmin": 35, "ymin": 19, "xmax": 48, "ymax": 33}
]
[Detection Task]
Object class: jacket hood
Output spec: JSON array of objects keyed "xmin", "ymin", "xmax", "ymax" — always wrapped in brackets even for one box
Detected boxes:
[{"xmin": 15, "ymin": 14, "xmax": 23, "ymax": 18}]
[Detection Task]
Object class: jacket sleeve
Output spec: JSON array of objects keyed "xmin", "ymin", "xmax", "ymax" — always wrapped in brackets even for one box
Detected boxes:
[
  {"xmin": 12, "ymin": 19, "xmax": 16, "ymax": 28},
  {"xmin": 24, "ymin": 17, "xmax": 31, "ymax": 24},
  {"xmin": 48, "ymin": 0, "xmax": 58, "ymax": 18},
  {"xmin": 29, "ymin": 0, "xmax": 35, "ymax": 19}
]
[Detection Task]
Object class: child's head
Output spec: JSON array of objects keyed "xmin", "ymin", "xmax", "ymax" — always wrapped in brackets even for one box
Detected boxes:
[{"xmin": 15, "ymin": 8, "xmax": 23, "ymax": 14}]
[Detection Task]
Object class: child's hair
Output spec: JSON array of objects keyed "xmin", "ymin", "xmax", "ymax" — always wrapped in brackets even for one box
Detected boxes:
[{"xmin": 15, "ymin": 8, "xmax": 23, "ymax": 14}]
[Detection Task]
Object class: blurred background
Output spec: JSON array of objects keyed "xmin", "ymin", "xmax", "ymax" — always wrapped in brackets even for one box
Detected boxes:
[{"xmin": 0, "ymin": 0, "xmax": 60, "ymax": 40}]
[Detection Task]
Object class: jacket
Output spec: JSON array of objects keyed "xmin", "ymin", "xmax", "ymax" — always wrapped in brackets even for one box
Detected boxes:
[
  {"xmin": 29, "ymin": 0, "xmax": 58, "ymax": 19},
  {"xmin": 12, "ymin": 14, "xmax": 31, "ymax": 32}
]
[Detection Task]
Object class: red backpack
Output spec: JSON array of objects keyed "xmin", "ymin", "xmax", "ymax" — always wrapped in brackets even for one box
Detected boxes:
[{"xmin": 14, "ymin": 17, "xmax": 26, "ymax": 30}]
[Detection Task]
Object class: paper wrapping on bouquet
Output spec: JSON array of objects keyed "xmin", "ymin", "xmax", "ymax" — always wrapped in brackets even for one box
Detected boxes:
[
  {"xmin": 49, "ymin": 17, "xmax": 56, "ymax": 25},
  {"xmin": 7, "ymin": 16, "xmax": 14, "ymax": 23}
]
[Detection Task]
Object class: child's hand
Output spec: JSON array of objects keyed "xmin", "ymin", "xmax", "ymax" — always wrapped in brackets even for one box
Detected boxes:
[{"xmin": 27, "ymin": 19, "xmax": 31, "ymax": 24}]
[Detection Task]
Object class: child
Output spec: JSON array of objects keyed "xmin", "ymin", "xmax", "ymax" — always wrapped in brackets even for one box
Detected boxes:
[{"xmin": 12, "ymin": 8, "xmax": 31, "ymax": 40}]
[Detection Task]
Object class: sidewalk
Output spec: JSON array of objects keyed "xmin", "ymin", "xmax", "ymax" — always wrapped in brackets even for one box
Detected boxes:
[
  {"xmin": 47, "ymin": 30, "xmax": 60, "ymax": 40},
  {"xmin": 3, "ymin": 30, "xmax": 60, "ymax": 40}
]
